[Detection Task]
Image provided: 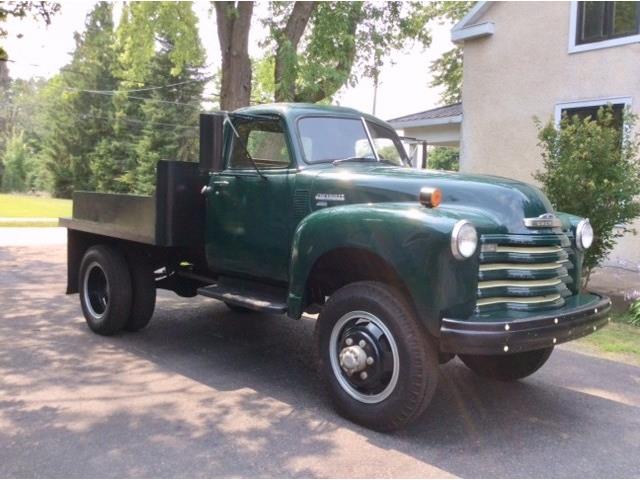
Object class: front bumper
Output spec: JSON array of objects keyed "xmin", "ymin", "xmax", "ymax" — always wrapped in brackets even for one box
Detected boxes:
[{"xmin": 440, "ymin": 293, "xmax": 611, "ymax": 355}]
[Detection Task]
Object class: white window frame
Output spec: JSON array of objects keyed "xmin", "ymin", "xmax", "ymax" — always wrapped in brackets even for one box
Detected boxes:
[
  {"xmin": 568, "ymin": 1, "xmax": 640, "ymax": 54},
  {"xmin": 554, "ymin": 96, "xmax": 633, "ymax": 127}
]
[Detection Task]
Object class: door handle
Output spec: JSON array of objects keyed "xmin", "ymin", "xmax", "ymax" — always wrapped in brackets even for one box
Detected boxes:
[{"xmin": 212, "ymin": 180, "xmax": 230, "ymax": 186}]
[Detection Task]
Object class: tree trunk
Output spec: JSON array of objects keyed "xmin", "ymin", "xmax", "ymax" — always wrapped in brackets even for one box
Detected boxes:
[
  {"xmin": 214, "ymin": 1, "xmax": 253, "ymax": 111},
  {"xmin": 274, "ymin": 1, "xmax": 316, "ymax": 102}
]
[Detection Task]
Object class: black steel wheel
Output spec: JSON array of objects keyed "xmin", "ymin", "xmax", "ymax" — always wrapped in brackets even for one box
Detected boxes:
[
  {"xmin": 79, "ymin": 245, "xmax": 132, "ymax": 336},
  {"xmin": 459, "ymin": 347, "xmax": 554, "ymax": 382},
  {"xmin": 316, "ymin": 281, "xmax": 438, "ymax": 432}
]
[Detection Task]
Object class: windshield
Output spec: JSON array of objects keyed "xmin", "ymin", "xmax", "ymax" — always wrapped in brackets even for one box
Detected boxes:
[{"xmin": 298, "ymin": 116, "xmax": 407, "ymax": 166}]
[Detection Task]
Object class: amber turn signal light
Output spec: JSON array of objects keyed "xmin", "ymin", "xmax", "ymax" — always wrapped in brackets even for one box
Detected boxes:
[{"xmin": 419, "ymin": 187, "xmax": 442, "ymax": 208}]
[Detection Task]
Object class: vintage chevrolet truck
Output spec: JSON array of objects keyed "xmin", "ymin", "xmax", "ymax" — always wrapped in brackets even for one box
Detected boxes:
[{"xmin": 61, "ymin": 103, "xmax": 611, "ymax": 431}]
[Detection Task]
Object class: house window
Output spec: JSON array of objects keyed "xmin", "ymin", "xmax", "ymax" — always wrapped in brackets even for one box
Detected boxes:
[
  {"xmin": 569, "ymin": 1, "xmax": 640, "ymax": 53},
  {"xmin": 561, "ymin": 103, "xmax": 625, "ymax": 130},
  {"xmin": 555, "ymin": 98, "xmax": 632, "ymax": 146}
]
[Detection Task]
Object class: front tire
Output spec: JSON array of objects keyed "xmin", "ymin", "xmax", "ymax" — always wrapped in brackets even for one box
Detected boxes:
[
  {"xmin": 79, "ymin": 245, "xmax": 132, "ymax": 336},
  {"xmin": 459, "ymin": 347, "xmax": 554, "ymax": 382},
  {"xmin": 316, "ymin": 281, "xmax": 439, "ymax": 432}
]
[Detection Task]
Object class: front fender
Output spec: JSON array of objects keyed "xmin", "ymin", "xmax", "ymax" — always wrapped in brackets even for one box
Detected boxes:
[{"xmin": 287, "ymin": 202, "xmax": 485, "ymax": 336}]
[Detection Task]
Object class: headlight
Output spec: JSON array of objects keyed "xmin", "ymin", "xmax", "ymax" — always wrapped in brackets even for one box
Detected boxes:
[
  {"xmin": 576, "ymin": 219, "xmax": 593, "ymax": 250},
  {"xmin": 451, "ymin": 220, "xmax": 478, "ymax": 260}
]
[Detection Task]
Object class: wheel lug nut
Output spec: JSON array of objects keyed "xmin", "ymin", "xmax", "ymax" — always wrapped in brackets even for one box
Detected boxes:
[
  {"xmin": 360, "ymin": 371, "xmax": 368, "ymax": 380},
  {"xmin": 358, "ymin": 340, "xmax": 366, "ymax": 348},
  {"xmin": 366, "ymin": 356, "xmax": 374, "ymax": 365},
  {"xmin": 345, "ymin": 337, "xmax": 353, "ymax": 346}
]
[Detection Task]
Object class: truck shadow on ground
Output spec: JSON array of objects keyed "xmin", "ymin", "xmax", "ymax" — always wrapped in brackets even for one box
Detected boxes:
[{"xmin": 1, "ymin": 245, "xmax": 640, "ymax": 477}]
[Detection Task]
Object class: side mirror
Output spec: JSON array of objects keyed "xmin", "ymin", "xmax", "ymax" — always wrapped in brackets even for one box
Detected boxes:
[{"xmin": 199, "ymin": 113, "xmax": 225, "ymax": 172}]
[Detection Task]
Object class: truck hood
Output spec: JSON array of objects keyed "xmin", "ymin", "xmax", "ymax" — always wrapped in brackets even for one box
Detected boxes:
[{"xmin": 304, "ymin": 164, "xmax": 557, "ymax": 234}]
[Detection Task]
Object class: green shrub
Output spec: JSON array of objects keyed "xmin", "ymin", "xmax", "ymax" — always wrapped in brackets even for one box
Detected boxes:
[
  {"xmin": 629, "ymin": 299, "xmax": 640, "ymax": 327},
  {"xmin": 428, "ymin": 147, "xmax": 459, "ymax": 171},
  {"xmin": 535, "ymin": 107, "xmax": 640, "ymax": 285}
]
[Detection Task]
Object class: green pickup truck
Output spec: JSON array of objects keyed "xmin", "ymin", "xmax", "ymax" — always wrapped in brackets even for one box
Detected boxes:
[{"xmin": 61, "ymin": 103, "xmax": 611, "ymax": 431}]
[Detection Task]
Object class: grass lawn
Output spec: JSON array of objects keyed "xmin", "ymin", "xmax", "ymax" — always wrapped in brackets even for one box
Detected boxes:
[
  {"xmin": 574, "ymin": 312, "xmax": 640, "ymax": 365},
  {"xmin": 0, "ymin": 194, "xmax": 71, "ymax": 224}
]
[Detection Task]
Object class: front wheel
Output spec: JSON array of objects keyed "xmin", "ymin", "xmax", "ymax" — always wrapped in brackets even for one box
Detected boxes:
[
  {"xmin": 316, "ymin": 281, "xmax": 439, "ymax": 432},
  {"xmin": 459, "ymin": 347, "xmax": 554, "ymax": 382}
]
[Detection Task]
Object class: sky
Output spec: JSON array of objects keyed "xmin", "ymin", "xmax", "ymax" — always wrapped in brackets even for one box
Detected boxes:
[{"xmin": 2, "ymin": 1, "xmax": 456, "ymax": 121}]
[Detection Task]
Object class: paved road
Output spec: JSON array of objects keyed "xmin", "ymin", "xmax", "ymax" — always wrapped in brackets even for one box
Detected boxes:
[{"xmin": 1, "ymin": 243, "xmax": 639, "ymax": 478}]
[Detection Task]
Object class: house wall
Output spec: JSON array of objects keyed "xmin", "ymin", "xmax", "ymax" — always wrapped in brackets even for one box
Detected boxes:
[{"xmin": 460, "ymin": 1, "xmax": 640, "ymax": 265}]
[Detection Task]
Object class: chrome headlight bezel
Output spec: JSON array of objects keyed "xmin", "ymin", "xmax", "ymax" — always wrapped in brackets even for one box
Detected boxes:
[
  {"xmin": 576, "ymin": 219, "xmax": 593, "ymax": 251},
  {"xmin": 451, "ymin": 220, "xmax": 478, "ymax": 260}
]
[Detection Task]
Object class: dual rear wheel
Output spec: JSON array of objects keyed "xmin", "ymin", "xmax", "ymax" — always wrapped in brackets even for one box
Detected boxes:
[{"xmin": 79, "ymin": 245, "xmax": 156, "ymax": 336}]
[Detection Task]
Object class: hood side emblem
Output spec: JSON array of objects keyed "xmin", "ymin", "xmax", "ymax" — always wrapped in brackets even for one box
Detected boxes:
[
  {"xmin": 315, "ymin": 192, "xmax": 345, "ymax": 207},
  {"xmin": 524, "ymin": 213, "xmax": 562, "ymax": 228}
]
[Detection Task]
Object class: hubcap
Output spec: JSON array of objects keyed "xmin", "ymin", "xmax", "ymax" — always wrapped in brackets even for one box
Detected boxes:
[
  {"xmin": 339, "ymin": 345, "xmax": 368, "ymax": 375},
  {"xmin": 83, "ymin": 262, "xmax": 109, "ymax": 319},
  {"xmin": 329, "ymin": 311, "xmax": 399, "ymax": 404}
]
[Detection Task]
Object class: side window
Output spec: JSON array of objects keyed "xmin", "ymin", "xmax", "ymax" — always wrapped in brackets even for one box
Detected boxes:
[
  {"xmin": 228, "ymin": 119, "xmax": 291, "ymax": 169},
  {"xmin": 366, "ymin": 121, "xmax": 407, "ymax": 166}
]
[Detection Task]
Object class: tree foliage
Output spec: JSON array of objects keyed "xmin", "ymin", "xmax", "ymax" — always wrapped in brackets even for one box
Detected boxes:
[
  {"xmin": 428, "ymin": 147, "xmax": 459, "ymax": 170},
  {"xmin": 0, "ymin": 1, "xmax": 60, "ymax": 58},
  {"xmin": 428, "ymin": 1, "xmax": 474, "ymax": 105},
  {"xmin": 534, "ymin": 107, "xmax": 640, "ymax": 280},
  {"xmin": 2, "ymin": 1, "xmax": 206, "ymax": 197},
  {"xmin": 264, "ymin": 1, "xmax": 435, "ymax": 104}
]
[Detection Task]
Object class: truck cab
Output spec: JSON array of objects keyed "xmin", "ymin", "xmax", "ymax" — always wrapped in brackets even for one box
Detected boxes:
[{"xmin": 61, "ymin": 103, "xmax": 611, "ymax": 432}]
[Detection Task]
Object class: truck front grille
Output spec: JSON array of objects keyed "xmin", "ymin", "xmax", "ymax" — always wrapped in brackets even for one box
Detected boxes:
[{"xmin": 476, "ymin": 234, "xmax": 573, "ymax": 313}]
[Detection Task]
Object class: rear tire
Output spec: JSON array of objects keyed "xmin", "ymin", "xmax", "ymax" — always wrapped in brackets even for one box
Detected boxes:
[
  {"xmin": 316, "ymin": 281, "xmax": 439, "ymax": 432},
  {"xmin": 459, "ymin": 347, "xmax": 553, "ymax": 382},
  {"xmin": 123, "ymin": 253, "xmax": 156, "ymax": 332},
  {"xmin": 79, "ymin": 245, "xmax": 132, "ymax": 336}
]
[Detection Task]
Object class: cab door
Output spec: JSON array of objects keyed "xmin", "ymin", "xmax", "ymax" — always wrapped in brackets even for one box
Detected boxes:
[{"xmin": 205, "ymin": 117, "xmax": 294, "ymax": 282}]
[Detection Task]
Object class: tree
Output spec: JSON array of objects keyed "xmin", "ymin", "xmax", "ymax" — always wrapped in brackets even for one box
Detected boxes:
[
  {"xmin": 428, "ymin": 1, "xmax": 474, "ymax": 105},
  {"xmin": 38, "ymin": 2, "xmax": 118, "ymax": 197},
  {"xmin": 534, "ymin": 107, "xmax": 640, "ymax": 285},
  {"xmin": 267, "ymin": 2, "xmax": 435, "ymax": 104},
  {"xmin": 1, "ymin": 130, "xmax": 29, "ymax": 192},
  {"xmin": 114, "ymin": 1, "xmax": 205, "ymax": 194},
  {"xmin": 213, "ymin": 1, "xmax": 253, "ymax": 111},
  {"xmin": 215, "ymin": 1, "xmax": 438, "ymax": 109},
  {"xmin": 1, "ymin": 1, "xmax": 60, "ymax": 58},
  {"xmin": 428, "ymin": 146, "xmax": 459, "ymax": 170}
]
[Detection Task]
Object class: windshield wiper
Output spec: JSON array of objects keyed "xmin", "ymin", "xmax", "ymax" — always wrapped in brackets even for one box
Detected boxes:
[{"xmin": 332, "ymin": 156, "xmax": 378, "ymax": 165}]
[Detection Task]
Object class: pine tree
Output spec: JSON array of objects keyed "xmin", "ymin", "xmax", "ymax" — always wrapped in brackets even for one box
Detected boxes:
[
  {"xmin": 114, "ymin": 2, "xmax": 205, "ymax": 195},
  {"xmin": 40, "ymin": 2, "xmax": 118, "ymax": 197}
]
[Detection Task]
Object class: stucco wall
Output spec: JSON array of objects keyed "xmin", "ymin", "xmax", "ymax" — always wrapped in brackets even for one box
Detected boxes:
[{"xmin": 460, "ymin": 1, "xmax": 640, "ymax": 265}]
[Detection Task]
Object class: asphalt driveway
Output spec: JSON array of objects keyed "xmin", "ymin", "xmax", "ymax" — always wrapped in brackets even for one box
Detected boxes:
[{"xmin": 1, "ymin": 241, "xmax": 639, "ymax": 478}]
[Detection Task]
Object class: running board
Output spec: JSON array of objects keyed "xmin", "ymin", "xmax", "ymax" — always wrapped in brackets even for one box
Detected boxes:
[{"xmin": 197, "ymin": 280, "xmax": 288, "ymax": 314}]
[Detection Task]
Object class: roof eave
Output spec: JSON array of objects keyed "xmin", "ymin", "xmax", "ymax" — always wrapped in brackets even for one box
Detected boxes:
[
  {"xmin": 389, "ymin": 115, "xmax": 463, "ymax": 129},
  {"xmin": 451, "ymin": 1, "xmax": 494, "ymax": 43},
  {"xmin": 451, "ymin": 22, "xmax": 495, "ymax": 43}
]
